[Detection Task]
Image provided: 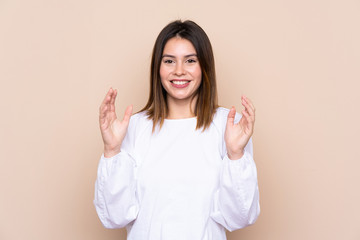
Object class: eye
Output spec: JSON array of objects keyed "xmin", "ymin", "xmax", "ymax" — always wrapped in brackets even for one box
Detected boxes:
[
  {"xmin": 186, "ymin": 58, "xmax": 197, "ymax": 63},
  {"xmin": 163, "ymin": 59, "xmax": 174, "ymax": 64}
]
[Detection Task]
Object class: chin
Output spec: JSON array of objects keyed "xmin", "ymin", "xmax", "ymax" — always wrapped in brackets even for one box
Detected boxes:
[{"xmin": 168, "ymin": 93, "xmax": 196, "ymax": 102}]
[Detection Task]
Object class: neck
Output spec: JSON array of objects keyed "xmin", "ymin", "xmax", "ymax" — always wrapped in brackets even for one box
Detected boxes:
[{"xmin": 166, "ymin": 95, "xmax": 197, "ymax": 119}]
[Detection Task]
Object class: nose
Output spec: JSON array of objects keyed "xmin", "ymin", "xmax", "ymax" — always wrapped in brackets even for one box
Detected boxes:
[{"xmin": 174, "ymin": 62, "xmax": 185, "ymax": 76}]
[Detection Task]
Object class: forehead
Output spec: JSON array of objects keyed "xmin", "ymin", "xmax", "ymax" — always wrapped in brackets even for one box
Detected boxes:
[{"xmin": 163, "ymin": 37, "xmax": 197, "ymax": 56}]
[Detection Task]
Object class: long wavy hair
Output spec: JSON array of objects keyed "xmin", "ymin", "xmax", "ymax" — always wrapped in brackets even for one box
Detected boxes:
[{"xmin": 141, "ymin": 20, "xmax": 218, "ymax": 131}]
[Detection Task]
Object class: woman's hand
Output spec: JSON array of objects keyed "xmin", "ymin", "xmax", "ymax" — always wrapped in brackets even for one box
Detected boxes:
[
  {"xmin": 225, "ymin": 96, "xmax": 255, "ymax": 160},
  {"xmin": 99, "ymin": 88, "xmax": 133, "ymax": 158}
]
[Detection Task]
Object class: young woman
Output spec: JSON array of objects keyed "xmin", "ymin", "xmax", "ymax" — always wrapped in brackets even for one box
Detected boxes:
[{"xmin": 94, "ymin": 20, "xmax": 260, "ymax": 240}]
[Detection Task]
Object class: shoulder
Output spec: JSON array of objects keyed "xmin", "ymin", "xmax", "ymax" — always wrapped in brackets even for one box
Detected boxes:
[
  {"xmin": 121, "ymin": 111, "xmax": 152, "ymax": 152},
  {"xmin": 130, "ymin": 111, "xmax": 148, "ymax": 123},
  {"xmin": 214, "ymin": 107, "xmax": 230, "ymax": 119},
  {"xmin": 211, "ymin": 107, "xmax": 229, "ymax": 134},
  {"xmin": 128, "ymin": 111, "xmax": 152, "ymax": 131},
  {"xmin": 212, "ymin": 107, "xmax": 243, "ymax": 129},
  {"xmin": 213, "ymin": 106, "xmax": 242, "ymax": 121}
]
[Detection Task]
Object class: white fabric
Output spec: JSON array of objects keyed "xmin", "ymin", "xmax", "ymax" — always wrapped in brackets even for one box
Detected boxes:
[{"xmin": 94, "ymin": 107, "xmax": 260, "ymax": 240}]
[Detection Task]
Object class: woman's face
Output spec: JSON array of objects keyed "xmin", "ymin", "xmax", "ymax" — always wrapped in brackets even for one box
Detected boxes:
[{"xmin": 160, "ymin": 37, "xmax": 202, "ymax": 103}]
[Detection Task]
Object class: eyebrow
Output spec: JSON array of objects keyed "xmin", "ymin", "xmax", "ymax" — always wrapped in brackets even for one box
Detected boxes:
[{"xmin": 162, "ymin": 54, "xmax": 197, "ymax": 58}]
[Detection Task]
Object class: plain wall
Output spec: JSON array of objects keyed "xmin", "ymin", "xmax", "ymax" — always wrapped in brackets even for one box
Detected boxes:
[{"xmin": 1, "ymin": 0, "xmax": 359, "ymax": 239}]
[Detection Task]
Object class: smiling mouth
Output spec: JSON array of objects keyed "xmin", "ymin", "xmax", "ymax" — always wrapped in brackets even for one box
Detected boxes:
[
  {"xmin": 170, "ymin": 80, "xmax": 191, "ymax": 88},
  {"xmin": 170, "ymin": 80, "xmax": 190, "ymax": 85}
]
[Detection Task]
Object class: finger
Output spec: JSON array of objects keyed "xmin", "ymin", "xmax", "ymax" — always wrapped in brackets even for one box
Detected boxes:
[
  {"xmin": 102, "ymin": 88, "xmax": 113, "ymax": 105},
  {"xmin": 100, "ymin": 89, "xmax": 112, "ymax": 116},
  {"xmin": 122, "ymin": 105, "xmax": 133, "ymax": 123},
  {"xmin": 99, "ymin": 88, "xmax": 114, "ymax": 124},
  {"xmin": 243, "ymin": 106, "xmax": 255, "ymax": 124},
  {"xmin": 242, "ymin": 96, "xmax": 255, "ymax": 112},
  {"xmin": 227, "ymin": 106, "xmax": 236, "ymax": 127},
  {"xmin": 100, "ymin": 88, "xmax": 113, "ymax": 113},
  {"xmin": 99, "ymin": 104, "xmax": 108, "ymax": 120},
  {"xmin": 242, "ymin": 109, "xmax": 251, "ymax": 122},
  {"xmin": 110, "ymin": 89, "xmax": 117, "ymax": 112},
  {"xmin": 238, "ymin": 112, "xmax": 247, "ymax": 127},
  {"xmin": 242, "ymin": 97, "xmax": 255, "ymax": 117},
  {"xmin": 242, "ymin": 109, "xmax": 254, "ymax": 131}
]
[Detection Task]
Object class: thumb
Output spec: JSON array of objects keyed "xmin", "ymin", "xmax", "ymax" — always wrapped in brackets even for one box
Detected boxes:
[
  {"xmin": 122, "ymin": 105, "xmax": 133, "ymax": 123},
  {"xmin": 227, "ymin": 106, "xmax": 236, "ymax": 127}
]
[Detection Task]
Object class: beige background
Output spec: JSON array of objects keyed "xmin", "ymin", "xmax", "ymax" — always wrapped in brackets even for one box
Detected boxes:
[{"xmin": 1, "ymin": 0, "xmax": 359, "ymax": 239}]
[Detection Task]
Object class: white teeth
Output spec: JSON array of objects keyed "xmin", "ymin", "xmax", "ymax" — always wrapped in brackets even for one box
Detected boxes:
[{"xmin": 172, "ymin": 81, "xmax": 188, "ymax": 85}]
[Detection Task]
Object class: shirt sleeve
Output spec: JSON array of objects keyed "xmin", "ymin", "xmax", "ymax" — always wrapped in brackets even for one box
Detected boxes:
[
  {"xmin": 210, "ymin": 109, "xmax": 260, "ymax": 231},
  {"xmin": 93, "ymin": 115, "xmax": 140, "ymax": 229}
]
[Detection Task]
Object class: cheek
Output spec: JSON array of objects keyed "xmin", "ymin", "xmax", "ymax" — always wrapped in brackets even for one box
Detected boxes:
[
  {"xmin": 159, "ymin": 65, "xmax": 169, "ymax": 81},
  {"xmin": 159, "ymin": 67, "xmax": 168, "ymax": 89},
  {"xmin": 191, "ymin": 66, "xmax": 202, "ymax": 81}
]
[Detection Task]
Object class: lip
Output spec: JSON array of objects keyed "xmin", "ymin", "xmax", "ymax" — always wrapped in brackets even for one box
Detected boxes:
[{"xmin": 170, "ymin": 79, "xmax": 190, "ymax": 88}]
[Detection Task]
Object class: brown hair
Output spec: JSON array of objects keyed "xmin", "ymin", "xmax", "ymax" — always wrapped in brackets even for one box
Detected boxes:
[{"xmin": 141, "ymin": 20, "xmax": 218, "ymax": 131}]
